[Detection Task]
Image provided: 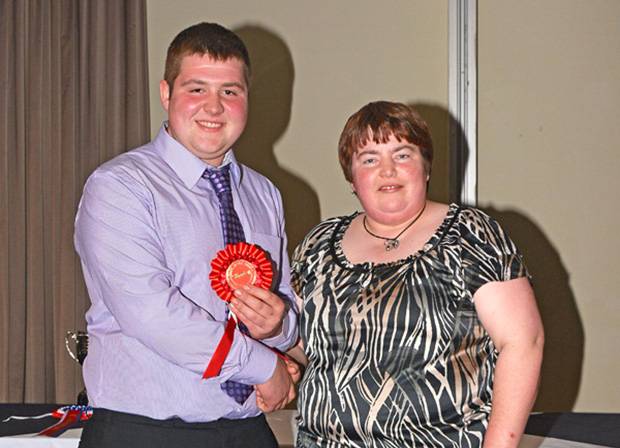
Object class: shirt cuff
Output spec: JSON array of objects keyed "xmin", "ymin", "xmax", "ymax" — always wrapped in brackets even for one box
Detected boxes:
[
  {"xmin": 230, "ymin": 337, "xmax": 277, "ymax": 385},
  {"xmin": 260, "ymin": 309, "xmax": 297, "ymax": 351}
]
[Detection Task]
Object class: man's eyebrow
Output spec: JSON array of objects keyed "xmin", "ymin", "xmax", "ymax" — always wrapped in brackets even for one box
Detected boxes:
[
  {"xmin": 179, "ymin": 79, "xmax": 207, "ymax": 86},
  {"xmin": 178, "ymin": 79, "xmax": 246, "ymax": 90},
  {"xmin": 220, "ymin": 82, "xmax": 246, "ymax": 90}
]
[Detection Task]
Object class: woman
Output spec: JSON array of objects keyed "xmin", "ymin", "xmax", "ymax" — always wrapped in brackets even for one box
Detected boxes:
[{"xmin": 289, "ymin": 101, "xmax": 544, "ymax": 447}]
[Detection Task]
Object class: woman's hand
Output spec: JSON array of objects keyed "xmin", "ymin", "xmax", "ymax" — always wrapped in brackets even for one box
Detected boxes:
[
  {"xmin": 284, "ymin": 356, "xmax": 302, "ymax": 384},
  {"xmin": 255, "ymin": 357, "xmax": 296, "ymax": 412}
]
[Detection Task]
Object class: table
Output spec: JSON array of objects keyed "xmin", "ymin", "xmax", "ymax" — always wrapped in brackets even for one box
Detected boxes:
[
  {"xmin": 0, "ymin": 404, "xmax": 297, "ymax": 447},
  {"xmin": 1, "ymin": 405, "xmax": 618, "ymax": 447}
]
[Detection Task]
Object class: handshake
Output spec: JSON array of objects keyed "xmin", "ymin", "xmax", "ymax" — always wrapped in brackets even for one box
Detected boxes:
[{"xmin": 255, "ymin": 355, "xmax": 302, "ymax": 413}]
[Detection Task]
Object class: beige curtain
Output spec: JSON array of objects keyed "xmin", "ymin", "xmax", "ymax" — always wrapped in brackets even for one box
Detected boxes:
[{"xmin": 0, "ymin": 0, "xmax": 150, "ymax": 403}]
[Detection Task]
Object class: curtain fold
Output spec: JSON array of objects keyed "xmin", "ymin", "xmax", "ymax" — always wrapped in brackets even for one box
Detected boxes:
[{"xmin": 0, "ymin": 0, "xmax": 150, "ymax": 403}]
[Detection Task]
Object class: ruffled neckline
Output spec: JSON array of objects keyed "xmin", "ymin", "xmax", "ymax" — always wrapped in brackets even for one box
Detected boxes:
[{"xmin": 330, "ymin": 202, "xmax": 462, "ymax": 272}]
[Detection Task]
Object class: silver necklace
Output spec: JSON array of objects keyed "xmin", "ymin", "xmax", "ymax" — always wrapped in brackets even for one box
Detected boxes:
[{"xmin": 362, "ymin": 202, "xmax": 427, "ymax": 251}]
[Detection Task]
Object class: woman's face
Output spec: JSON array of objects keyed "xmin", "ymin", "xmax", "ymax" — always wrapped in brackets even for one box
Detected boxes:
[{"xmin": 351, "ymin": 134, "xmax": 428, "ymax": 225}]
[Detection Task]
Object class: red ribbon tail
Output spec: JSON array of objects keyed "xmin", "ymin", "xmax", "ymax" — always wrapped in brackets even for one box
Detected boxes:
[
  {"xmin": 202, "ymin": 317, "xmax": 236, "ymax": 379},
  {"xmin": 38, "ymin": 410, "xmax": 80, "ymax": 437}
]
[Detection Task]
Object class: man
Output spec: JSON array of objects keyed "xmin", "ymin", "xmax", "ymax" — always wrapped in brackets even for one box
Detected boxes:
[{"xmin": 74, "ymin": 22, "xmax": 298, "ymax": 448}]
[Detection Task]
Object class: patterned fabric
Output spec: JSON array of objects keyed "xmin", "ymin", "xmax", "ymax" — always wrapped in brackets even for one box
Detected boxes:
[
  {"xmin": 204, "ymin": 165, "xmax": 246, "ymax": 243},
  {"xmin": 204, "ymin": 165, "xmax": 253, "ymax": 405},
  {"xmin": 291, "ymin": 204, "xmax": 528, "ymax": 448}
]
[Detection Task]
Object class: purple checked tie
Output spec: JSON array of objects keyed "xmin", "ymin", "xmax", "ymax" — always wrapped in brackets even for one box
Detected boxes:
[{"xmin": 204, "ymin": 165, "xmax": 254, "ymax": 405}]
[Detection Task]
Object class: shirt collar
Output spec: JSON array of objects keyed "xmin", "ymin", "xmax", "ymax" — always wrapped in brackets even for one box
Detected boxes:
[{"xmin": 154, "ymin": 122, "xmax": 242, "ymax": 189}]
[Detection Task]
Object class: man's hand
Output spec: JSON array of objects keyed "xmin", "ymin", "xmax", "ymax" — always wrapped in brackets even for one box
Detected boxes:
[
  {"xmin": 255, "ymin": 357, "xmax": 296, "ymax": 412},
  {"xmin": 229, "ymin": 285, "xmax": 286, "ymax": 340}
]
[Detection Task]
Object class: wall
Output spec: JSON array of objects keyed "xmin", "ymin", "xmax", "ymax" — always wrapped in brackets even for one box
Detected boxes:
[
  {"xmin": 147, "ymin": 0, "xmax": 449, "ymax": 251},
  {"xmin": 479, "ymin": 0, "xmax": 620, "ymax": 411}
]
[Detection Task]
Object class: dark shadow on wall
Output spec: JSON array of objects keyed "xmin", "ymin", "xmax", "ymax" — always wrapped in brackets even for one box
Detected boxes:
[
  {"xmin": 233, "ymin": 25, "xmax": 321, "ymax": 253},
  {"xmin": 483, "ymin": 207, "xmax": 584, "ymax": 411},
  {"xmin": 411, "ymin": 103, "xmax": 584, "ymax": 411},
  {"xmin": 411, "ymin": 103, "xmax": 451, "ymax": 204},
  {"xmin": 409, "ymin": 103, "xmax": 469, "ymax": 206}
]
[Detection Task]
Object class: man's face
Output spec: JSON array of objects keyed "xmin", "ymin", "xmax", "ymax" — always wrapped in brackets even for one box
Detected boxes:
[{"xmin": 160, "ymin": 54, "xmax": 248, "ymax": 166}]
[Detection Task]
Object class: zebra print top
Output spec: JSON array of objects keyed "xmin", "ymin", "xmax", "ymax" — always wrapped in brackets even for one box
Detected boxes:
[{"xmin": 291, "ymin": 204, "xmax": 528, "ymax": 448}]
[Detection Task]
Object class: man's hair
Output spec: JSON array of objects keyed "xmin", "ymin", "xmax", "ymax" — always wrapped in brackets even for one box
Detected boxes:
[
  {"xmin": 338, "ymin": 101, "xmax": 434, "ymax": 182},
  {"xmin": 164, "ymin": 22, "xmax": 251, "ymax": 94}
]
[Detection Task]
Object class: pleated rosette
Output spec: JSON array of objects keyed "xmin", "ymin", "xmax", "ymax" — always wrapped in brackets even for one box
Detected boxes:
[{"xmin": 209, "ymin": 242, "xmax": 274, "ymax": 302}]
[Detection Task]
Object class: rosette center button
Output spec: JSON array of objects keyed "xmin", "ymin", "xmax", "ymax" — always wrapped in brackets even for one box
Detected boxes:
[{"xmin": 225, "ymin": 260, "xmax": 257, "ymax": 290}]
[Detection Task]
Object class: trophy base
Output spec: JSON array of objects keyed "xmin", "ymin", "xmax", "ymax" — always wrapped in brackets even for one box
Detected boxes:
[{"xmin": 77, "ymin": 388, "xmax": 89, "ymax": 406}]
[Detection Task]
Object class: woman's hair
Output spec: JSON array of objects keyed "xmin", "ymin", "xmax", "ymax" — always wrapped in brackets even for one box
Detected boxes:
[
  {"xmin": 164, "ymin": 22, "xmax": 251, "ymax": 94},
  {"xmin": 338, "ymin": 101, "xmax": 433, "ymax": 182}
]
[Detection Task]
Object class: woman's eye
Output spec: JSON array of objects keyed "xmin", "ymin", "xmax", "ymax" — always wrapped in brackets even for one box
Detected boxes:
[{"xmin": 362, "ymin": 158, "xmax": 376, "ymax": 165}]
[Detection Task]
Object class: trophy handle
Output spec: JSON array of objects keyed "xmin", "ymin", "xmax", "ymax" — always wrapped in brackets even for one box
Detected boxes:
[
  {"xmin": 65, "ymin": 330, "xmax": 88, "ymax": 364},
  {"xmin": 65, "ymin": 331, "xmax": 79, "ymax": 363}
]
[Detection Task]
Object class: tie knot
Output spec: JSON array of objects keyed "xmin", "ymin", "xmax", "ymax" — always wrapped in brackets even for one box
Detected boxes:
[{"xmin": 203, "ymin": 165, "xmax": 232, "ymax": 197}]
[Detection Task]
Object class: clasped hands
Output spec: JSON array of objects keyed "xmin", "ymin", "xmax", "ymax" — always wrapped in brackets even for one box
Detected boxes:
[{"xmin": 229, "ymin": 285, "xmax": 301, "ymax": 412}]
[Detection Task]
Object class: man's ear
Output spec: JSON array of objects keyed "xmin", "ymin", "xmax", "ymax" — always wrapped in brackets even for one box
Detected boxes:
[{"xmin": 159, "ymin": 80, "xmax": 171, "ymax": 112}]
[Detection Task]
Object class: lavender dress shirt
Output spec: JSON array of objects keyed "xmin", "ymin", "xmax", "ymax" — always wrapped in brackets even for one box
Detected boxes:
[{"xmin": 74, "ymin": 124, "xmax": 297, "ymax": 422}]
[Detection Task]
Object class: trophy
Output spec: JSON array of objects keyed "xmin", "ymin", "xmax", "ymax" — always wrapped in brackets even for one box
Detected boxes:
[{"xmin": 65, "ymin": 330, "xmax": 89, "ymax": 405}]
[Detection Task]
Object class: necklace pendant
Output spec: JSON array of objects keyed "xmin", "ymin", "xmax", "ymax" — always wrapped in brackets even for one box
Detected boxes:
[{"xmin": 384, "ymin": 239, "xmax": 399, "ymax": 251}]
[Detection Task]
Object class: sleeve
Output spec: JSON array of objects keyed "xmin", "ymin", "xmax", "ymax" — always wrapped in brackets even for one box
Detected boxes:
[
  {"xmin": 290, "ymin": 236, "xmax": 307, "ymax": 298},
  {"xmin": 259, "ymin": 188, "xmax": 299, "ymax": 351},
  {"xmin": 290, "ymin": 218, "xmax": 334, "ymax": 298},
  {"xmin": 460, "ymin": 208, "xmax": 530, "ymax": 297},
  {"xmin": 74, "ymin": 170, "xmax": 276, "ymax": 385}
]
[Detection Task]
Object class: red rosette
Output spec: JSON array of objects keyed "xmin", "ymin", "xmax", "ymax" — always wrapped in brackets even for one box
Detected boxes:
[
  {"xmin": 209, "ymin": 242, "xmax": 274, "ymax": 302},
  {"xmin": 203, "ymin": 242, "xmax": 273, "ymax": 380}
]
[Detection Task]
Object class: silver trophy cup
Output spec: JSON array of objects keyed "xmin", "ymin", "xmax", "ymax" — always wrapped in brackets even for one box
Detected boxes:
[{"xmin": 65, "ymin": 330, "xmax": 89, "ymax": 405}]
